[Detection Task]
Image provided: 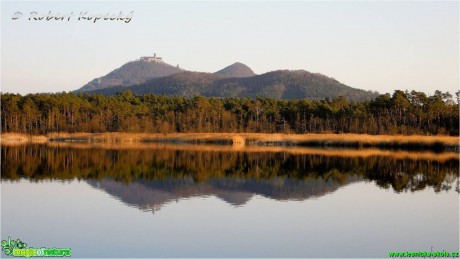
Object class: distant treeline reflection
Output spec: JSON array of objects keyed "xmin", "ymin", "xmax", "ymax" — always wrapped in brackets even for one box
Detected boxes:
[{"xmin": 1, "ymin": 144, "xmax": 458, "ymax": 193}]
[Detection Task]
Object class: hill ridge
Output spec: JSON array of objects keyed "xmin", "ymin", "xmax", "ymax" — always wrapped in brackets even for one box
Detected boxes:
[
  {"xmin": 215, "ymin": 62, "xmax": 256, "ymax": 78},
  {"xmin": 87, "ymin": 69, "xmax": 378, "ymax": 102},
  {"xmin": 77, "ymin": 56, "xmax": 378, "ymax": 101},
  {"xmin": 78, "ymin": 60, "xmax": 183, "ymax": 92}
]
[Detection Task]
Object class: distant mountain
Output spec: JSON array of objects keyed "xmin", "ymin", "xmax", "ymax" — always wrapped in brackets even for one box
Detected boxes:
[
  {"xmin": 78, "ymin": 60, "xmax": 183, "ymax": 92},
  {"xmin": 215, "ymin": 62, "xmax": 256, "ymax": 78},
  {"xmin": 88, "ymin": 69, "xmax": 378, "ymax": 102}
]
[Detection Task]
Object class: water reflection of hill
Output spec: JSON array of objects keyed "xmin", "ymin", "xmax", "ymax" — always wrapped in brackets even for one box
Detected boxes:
[
  {"xmin": 87, "ymin": 176, "xmax": 361, "ymax": 212},
  {"xmin": 2, "ymin": 144, "xmax": 458, "ymax": 195}
]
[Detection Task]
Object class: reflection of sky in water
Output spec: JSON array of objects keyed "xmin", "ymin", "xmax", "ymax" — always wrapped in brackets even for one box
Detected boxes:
[{"xmin": 1, "ymin": 180, "xmax": 458, "ymax": 258}]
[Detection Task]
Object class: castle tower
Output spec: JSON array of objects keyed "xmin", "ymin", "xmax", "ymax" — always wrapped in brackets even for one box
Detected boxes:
[{"xmin": 140, "ymin": 53, "xmax": 164, "ymax": 63}]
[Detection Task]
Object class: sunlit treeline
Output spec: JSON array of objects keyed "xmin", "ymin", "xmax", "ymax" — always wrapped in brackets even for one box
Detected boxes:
[
  {"xmin": 2, "ymin": 145, "xmax": 458, "ymax": 193},
  {"xmin": 1, "ymin": 90, "xmax": 458, "ymax": 135}
]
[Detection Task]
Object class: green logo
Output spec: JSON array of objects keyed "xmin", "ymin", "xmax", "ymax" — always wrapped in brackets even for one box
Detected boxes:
[
  {"xmin": 1, "ymin": 237, "xmax": 27, "ymax": 256},
  {"xmin": 1, "ymin": 237, "xmax": 71, "ymax": 257}
]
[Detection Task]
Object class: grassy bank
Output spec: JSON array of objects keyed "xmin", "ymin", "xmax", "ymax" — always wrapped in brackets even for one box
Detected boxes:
[
  {"xmin": 2, "ymin": 132, "xmax": 459, "ymax": 150},
  {"xmin": 3, "ymin": 141, "xmax": 458, "ymax": 162}
]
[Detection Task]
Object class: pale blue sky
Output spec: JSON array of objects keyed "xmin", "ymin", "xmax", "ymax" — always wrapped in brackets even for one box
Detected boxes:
[{"xmin": 1, "ymin": 1, "xmax": 459, "ymax": 95}]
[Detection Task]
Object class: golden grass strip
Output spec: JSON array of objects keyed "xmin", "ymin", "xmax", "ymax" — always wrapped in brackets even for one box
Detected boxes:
[{"xmin": 2, "ymin": 132, "xmax": 459, "ymax": 146}]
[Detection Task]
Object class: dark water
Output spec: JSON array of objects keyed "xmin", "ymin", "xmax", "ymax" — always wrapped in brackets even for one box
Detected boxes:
[{"xmin": 1, "ymin": 144, "xmax": 459, "ymax": 258}]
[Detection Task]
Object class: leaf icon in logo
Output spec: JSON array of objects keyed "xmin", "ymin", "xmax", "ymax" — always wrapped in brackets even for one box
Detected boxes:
[
  {"xmin": 16, "ymin": 240, "xmax": 27, "ymax": 249},
  {"xmin": 1, "ymin": 238, "xmax": 13, "ymax": 256},
  {"xmin": 4, "ymin": 247, "xmax": 13, "ymax": 256},
  {"xmin": 1, "ymin": 237, "xmax": 26, "ymax": 256}
]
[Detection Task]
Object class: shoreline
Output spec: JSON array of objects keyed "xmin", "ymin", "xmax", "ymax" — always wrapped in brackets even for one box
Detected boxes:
[
  {"xmin": 2, "ymin": 141, "xmax": 458, "ymax": 162},
  {"xmin": 1, "ymin": 132, "xmax": 459, "ymax": 150}
]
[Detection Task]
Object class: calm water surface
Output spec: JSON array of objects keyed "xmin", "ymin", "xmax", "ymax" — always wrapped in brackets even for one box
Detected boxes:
[{"xmin": 1, "ymin": 144, "xmax": 459, "ymax": 258}]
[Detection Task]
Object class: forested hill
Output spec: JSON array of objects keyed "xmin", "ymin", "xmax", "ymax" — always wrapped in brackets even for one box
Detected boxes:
[
  {"xmin": 87, "ymin": 70, "xmax": 378, "ymax": 102},
  {"xmin": 215, "ymin": 62, "xmax": 256, "ymax": 78},
  {"xmin": 78, "ymin": 60, "xmax": 184, "ymax": 92}
]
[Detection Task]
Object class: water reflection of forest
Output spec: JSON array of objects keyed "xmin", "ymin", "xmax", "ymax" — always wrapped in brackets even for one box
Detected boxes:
[{"xmin": 2, "ymin": 144, "xmax": 458, "ymax": 194}]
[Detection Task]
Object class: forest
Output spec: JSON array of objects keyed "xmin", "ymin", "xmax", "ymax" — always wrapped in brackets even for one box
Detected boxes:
[{"xmin": 1, "ymin": 90, "xmax": 458, "ymax": 135}]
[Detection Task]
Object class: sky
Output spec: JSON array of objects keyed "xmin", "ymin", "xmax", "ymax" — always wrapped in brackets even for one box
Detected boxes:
[{"xmin": 1, "ymin": 1, "xmax": 459, "ymax": 95}]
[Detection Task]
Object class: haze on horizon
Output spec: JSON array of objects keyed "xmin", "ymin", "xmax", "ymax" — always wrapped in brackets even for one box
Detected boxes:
[{"xmin": 1, "ymin": 1, "xmax": 458, "ymax": 96}]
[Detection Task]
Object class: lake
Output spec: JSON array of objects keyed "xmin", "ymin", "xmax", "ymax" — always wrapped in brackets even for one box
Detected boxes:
[{"xmin": 1, "ymin": 144, "xmax": 459, "ymax": 258}]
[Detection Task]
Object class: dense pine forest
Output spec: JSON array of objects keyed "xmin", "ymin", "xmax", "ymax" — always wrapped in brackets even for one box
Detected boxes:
[{"xmin": 1, "ymin": 90, "xmax": 458, "ymax": 135}]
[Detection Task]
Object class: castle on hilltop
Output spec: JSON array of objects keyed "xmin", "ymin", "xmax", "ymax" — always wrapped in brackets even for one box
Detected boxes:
[{"xmin": 140, "ymin": 53, "xmax": 164, "ymax": 63}]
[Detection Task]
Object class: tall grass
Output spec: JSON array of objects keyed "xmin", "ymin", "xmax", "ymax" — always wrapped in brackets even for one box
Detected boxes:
[{"xmin": 2, "ymin": 132, "xmax": 459, "ymax": 148}]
